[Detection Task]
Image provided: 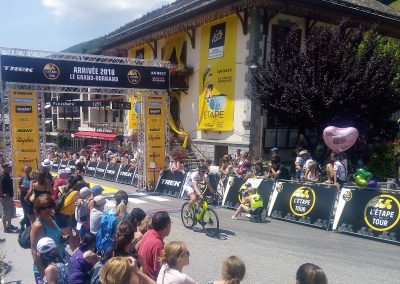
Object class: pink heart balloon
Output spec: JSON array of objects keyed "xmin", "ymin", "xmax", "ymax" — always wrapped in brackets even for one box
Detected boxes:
[{"xmin": 323, "ymin": 126, "xmax": 359, "ymax": 153}]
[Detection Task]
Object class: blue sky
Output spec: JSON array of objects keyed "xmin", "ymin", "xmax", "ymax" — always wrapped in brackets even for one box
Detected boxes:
[{"xmin": 0, "ymin": 0, "xmax": 175, "ymax": 52}]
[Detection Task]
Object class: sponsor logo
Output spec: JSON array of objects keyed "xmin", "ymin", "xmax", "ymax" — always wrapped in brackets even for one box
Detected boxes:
[
  {"xmin": 148, "ymin": 102, "xmax": 162, "ymax": 106},
  {"xmin": 87, "ymin": 167, "xmax": 96, "ymax": 171},
  {"xmin": 149, "ymin": 128, "xmax": 160, "ymax": 132},
  {"xmin": 364, "ymin": 194, "xmax": 400, "ymax": 231},
  {"xmin": 342, "ymin": 189, "xmax": 352, "ymax": 201},
  {"xmin": 16, "ymin": 128, "xmax": 34, "ymax": 133},
  {"xmin": 161, "ymin": 179, "xmax": 181, "ymax": 187},
  {"xmin": 106, "ymin": 170, "xmax": 116, "ymax": 175},
  {"xmin": 16, "ymin": 136, "xmax": 34, "ymax": 145},
  {"xmin": 13, "ymin": 98, "xmax": 33, "ymax": 103},
  {"xmin": 275, "ymin": 182, "xmax": 283, "ymax": 193},
  {"xmin": 96, "ymin": 168, "xmax": 105, "ymax": 172},
  {"xmin": 16, "ymin": 106, "xmax": 33, "ymax": 113},
  {"xmin": 148, "ymin": 135, "xmax": 161, "ymax": 142},
  {"xmin": 149, "ymin": 108, "xmax": 161, "ymax": 115},
  {"xmin": 119, "ymin": 171, "xmax": 133, "ymax": 177},
  {"xmin": 2, "ymin": 66, "xmax": 34, "ymax": 73},
  {"xmin": 19, "ymin": 117, "xmax": 30, "ymax": 124},
  {"xmin": 43, "ymin": 63, "xmax": 60, "ymax": 80},
  {"xmin": 289, "ymin": 187, "xmax": 316, "ymax": 217},
  {"xmin": 127, "ymin": 69, "xmax": 141, "ymax": 84}
]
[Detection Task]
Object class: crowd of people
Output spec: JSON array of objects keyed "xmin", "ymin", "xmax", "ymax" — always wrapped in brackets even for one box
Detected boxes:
[{"xmin": 0, "ymin": 158, "xmax": 329, "ymax": 284}]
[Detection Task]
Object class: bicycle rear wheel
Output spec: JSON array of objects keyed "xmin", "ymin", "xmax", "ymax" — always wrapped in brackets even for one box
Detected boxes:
[
  {"xmin": 202, "ymin": 208, "xmax": 219, "ymax": 236},
  {"xmin": 181, "ymin": 202, "xmax": 195, "ymax": 229}
]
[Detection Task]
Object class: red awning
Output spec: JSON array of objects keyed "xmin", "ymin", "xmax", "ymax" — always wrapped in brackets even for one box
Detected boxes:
[{"xmin": 73, "ymin": 131, "xmax": 117, "ymax": 141}]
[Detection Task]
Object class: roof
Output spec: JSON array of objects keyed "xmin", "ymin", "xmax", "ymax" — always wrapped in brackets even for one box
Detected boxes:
[{"xmin": 104, "ymin": 0, "xmax": 400, "ymax": 48}]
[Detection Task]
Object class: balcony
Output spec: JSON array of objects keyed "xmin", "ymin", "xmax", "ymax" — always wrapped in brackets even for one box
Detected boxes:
[
  {"xmin": 169, "ymin": 65, "xmax": 193, "ymax": 90},
  {"xmin": 85, "ymin": 122, "xmax": 124, "ymax": 134}
]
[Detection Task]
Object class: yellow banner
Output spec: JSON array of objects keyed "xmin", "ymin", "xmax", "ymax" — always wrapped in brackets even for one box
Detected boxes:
[
  {"xmin": 163, "ymin": 33, "xmax": 186, "ymax": 65},
  {"xmin": 198, "ymin": 16, "xmax": 237, "ymax": 131},
  {"xmin": 9, "ymin": 90, "xmax": 40, "ymax": 177},
  {"xmin": 128, "ymin": 95, "xmax": 142, "ymax": 129},
  {"xmin": 145, "ymin": 95, "xmax": 166, "ymax": 188},
  {"xmin": 169, "ymin": 117, "xmax": 188, "ymax": 148}
]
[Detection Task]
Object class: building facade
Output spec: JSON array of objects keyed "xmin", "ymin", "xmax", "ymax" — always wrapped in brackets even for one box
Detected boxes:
[{"xmin": 102, "ymin": 0, "xmax": 400, "ymax": 163}]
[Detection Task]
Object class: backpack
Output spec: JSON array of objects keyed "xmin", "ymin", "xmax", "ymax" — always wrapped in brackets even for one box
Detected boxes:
[
  {"xmin": 76, "ymin": 199, "xmax": 90, "ymax": 223},
  {"xmin": 96, "ymin": 209, "xmax": 118, "ymax": 255},
  {"xmin": 18, "ymin": 225, "xmax": 31, "ymax": 249}
]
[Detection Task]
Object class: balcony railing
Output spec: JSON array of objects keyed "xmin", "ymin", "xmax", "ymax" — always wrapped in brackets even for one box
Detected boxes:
[{"xmin": 58, "ymin": 112, "xmax": 81, "ymax": 118}]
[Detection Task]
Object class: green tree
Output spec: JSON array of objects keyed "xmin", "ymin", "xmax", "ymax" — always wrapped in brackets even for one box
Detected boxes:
[{"xmin": 250, "ymin": 19, "xmax": 400, "ymax": 154}]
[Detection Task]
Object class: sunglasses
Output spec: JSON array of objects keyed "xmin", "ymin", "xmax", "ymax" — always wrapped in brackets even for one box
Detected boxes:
[{"xmin": 38, "ymin": 205, "xmax": 53, "ymax": 211}]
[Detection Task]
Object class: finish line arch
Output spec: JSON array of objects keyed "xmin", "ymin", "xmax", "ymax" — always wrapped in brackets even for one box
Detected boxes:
[{"xmin": 0, "ymin": 47, "xmax": 170, "ymax": 190}]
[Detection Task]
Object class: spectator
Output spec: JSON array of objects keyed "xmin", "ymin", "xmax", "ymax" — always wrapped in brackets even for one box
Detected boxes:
[
  {"xmin": 133, "ymin": 216, "xmax": 152, "ymax": 252},
  {"xmin": 18, "ymin": 165, "xmax": 32, "ymax": 230},
  {"xmin": 53, "ymin": 169, "xmax": 68, "ymax": 201},
  {"xmin": 37, "ymin": 237, "xmax": 69, "ymax": 284},
  {"xmin": 324, "ymin": 152, "xmax": 335, "ymax": 184},
  {"xmin": 75, "ymin": 186, "xmax": 92, "ymax": 239},
  {"xmin": 90, "ymin": 195, "xmax": 106, "ymax": 234},
  {"xmin": 70, "ymin": 232, "xmax": 99, "ymax": 284},
  {"xmin": 55, "ymin": 176, "xmax": 85, "ymax": 251},
  {"xmin": 295, "ymin": 263, "xmax": 328, "ymax": 284},
  {"xmin": 232, "ymin": 186, "xmax": 263, "ymax": 220},
  {"xmin": 220, "ymin": 155, "xmax": 233, "ymax": 188},
  {"xmin": 26, "ymin": 169, "xmax": 53, "ymax": 213},
  {"xmin": 41, "ymin": 159, "xmax": 53, "ymax": 172},
  {"xmin": 270, "ymin": 147, "xmax": 279, "ymax": 159},
  {"xmin": 27, "ymin": 170, "xmax": 39, "ymax": 224},
  {"xmin": 88, "ymin": 185, "xmax": 104, "ymax": 212},
  {"xmin": 139, "ymin": 211, "xmax": 172, "ymax": 280},
  {"xmin": 111, "ymin": 221, "xmax": 140, "ymax": 258},
  {"xmin": 30, "ymin": 194, "xmax": 66, "ymax": 283},
  {"xmin": 303, "ymin": 161, "xmax": 321, "ymax": 183},
  {"xmin": 76, "ymin": 157, "xmax": 87, "ymax": 176},
  {"xmin": 233, "ymin": 149, "xmax": 242, "ymax": 166},
  {"xmin": 157, "ymin": 241, "xmax": 197, "ymax": 284},
  {"xmin": 113, "ymin": 190, "xmax": 129, "ymax": 222},
  {"xmin": 253, "ymin": 160, "xmax": 269, "ymax": 179},
  {"xmin": 332, "ymin": 152, "xmax": 347, "ymax": 188},
  {"xmin": 206, "ymin": 256, "xmax": 246, "ymax": 284},
  {"xmin": 129, "ymin": 207, "xmax": 147, "ymax": 230},
  {"xmin": 269, "ymin": 157, "xmax": 290, "ymax": 180},
  {"xmin": 99, "ymin": 256, "xmax": 155, "ymax": 284},
  {"xmin": 0, "ymin": 162, "xmax": 17, "ymax": 232},
  {"xmin": 295, "ymin": 150, "xmax": 312, "ymax": 179}
]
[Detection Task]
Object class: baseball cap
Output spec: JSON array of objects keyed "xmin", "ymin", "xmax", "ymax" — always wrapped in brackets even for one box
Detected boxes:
[
  {"xmin": 79, "ymin": 187, "xmax": 91, "ymax": 199},
  {"xmin": 94, "ymin": 195, "xmax": 106, "ymax": 206},
  {"xmin": 64, "ymin": 168, "xmax": 72, "ymax": 174},
  {"xmin": 37, "ymin": 237, "xmax": 57, "ymax": 254},
  {"xmin": 271, "ymin": 147, "xmax": 279, "ymax": 152},
  {"xmin": 91, "ymin": 185, "xmax": 104, "ymax": 195}
]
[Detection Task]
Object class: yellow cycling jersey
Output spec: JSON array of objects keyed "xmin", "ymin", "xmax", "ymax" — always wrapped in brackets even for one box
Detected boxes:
[{"xmin": 250, "ymin": 194, "xmax": 263, "ymax": 209}]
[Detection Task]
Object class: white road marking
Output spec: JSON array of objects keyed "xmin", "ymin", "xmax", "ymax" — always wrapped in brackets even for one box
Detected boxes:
[
  {"xmin": 128, "ymin": 198, "xmax": 147, "ymax": 204},
  {"xmin": 144, "ymin": 196, "xmax": 169, "ymax": 202}
]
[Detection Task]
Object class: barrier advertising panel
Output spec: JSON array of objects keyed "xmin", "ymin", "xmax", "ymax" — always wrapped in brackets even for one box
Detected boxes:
[
  {"xmin": 116, "ymin": 165, "xmax": 136, "ymax": 185},
  {"xmin": 333, "ymin": 188, "xmax": 400, "ymax": 243},
  {"xmin": 222, "ymin": 175, "xmax": 244, "ymax": 209},
  {"xmin": 94, "ymin": 162, "xmax": 108, "ymax": 179},
  {"xmin": 86, "ymin": 161, "xmax": 98, "ymax": 177},
  {"xmin": 269, "ymin": 181, "xmax": 336, "ymax": 230},
  {"xmin": 52, "ymin": 159, "xmax": 61, "ymax": 172},
  {"xmin": 104, "ymin": 163, "xmax": 120, "ymax": 181},
  {"xmin": 155, "ymin": 170, "xmax": 186, "ymax": 197}
]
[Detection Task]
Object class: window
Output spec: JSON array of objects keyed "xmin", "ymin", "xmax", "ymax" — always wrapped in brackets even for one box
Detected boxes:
[
  {"xmin": 104, "ymin": 110, "xmax": 108, "ymax": 122},
  {"xmin": 119, "ymin": 110, "xmax": 124, "ymax": 123}
]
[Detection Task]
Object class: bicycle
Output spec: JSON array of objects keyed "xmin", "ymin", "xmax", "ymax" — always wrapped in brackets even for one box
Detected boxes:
[
  {"xmin": 181, "ymin": 195, "xmax": 220, "ymax": 237},
  {"xmin": 199, "ymin": 182, "xmax": 223, "ymax": 207}
]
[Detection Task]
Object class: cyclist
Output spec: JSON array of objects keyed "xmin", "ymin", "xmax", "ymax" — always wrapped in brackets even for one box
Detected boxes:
[
  {"xmin": 231, "ymin": 186, "xmax": 263, "ymax": 220},
  {"xmin": 183, "ymin": 164, "xmax": 215, "ymax": 211}
]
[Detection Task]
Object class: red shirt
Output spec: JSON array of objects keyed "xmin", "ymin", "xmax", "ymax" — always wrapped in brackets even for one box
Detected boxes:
[{"xmin": 138, "ymin": 229, "xmax": 164, "ymax": 280}]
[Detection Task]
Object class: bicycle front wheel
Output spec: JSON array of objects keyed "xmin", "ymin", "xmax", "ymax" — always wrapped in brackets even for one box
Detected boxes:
[
  {"xmin": 202, "ymin": 208, "xmax": 220, "ymax": 236},
  {"xmin": 181, "ymin": 202, "xmax": 195, "ymax": 229}
]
